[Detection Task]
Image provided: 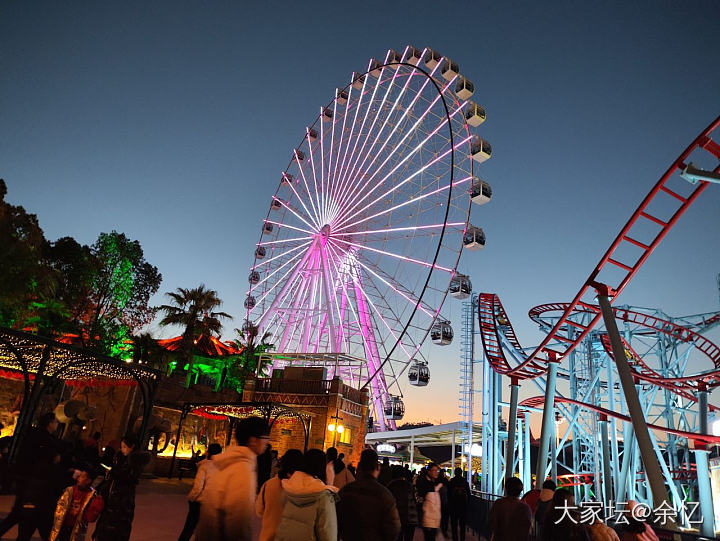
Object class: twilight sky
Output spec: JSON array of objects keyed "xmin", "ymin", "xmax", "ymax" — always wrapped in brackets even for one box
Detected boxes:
[{"xmin": 2, "ymin": 1, "xmax": 719, "ymax": 424}]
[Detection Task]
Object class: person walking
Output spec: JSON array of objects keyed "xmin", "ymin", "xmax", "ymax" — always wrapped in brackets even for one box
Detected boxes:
[
  {"xmin": 533, "ymin": 479, "xmax": 556, "ymax": 539},
  {"xmin": 336, "ymin": 449, "xmax": 401, "ymax": 541},
  {"xmin": 11, "ymin": 413, "xmax": 63, "ymax": 541},
  {"xmin": 177, "ymin": 443, "xmax": 222, "ymax": 541},
  {"xmin": 275, "ymin": 449, "xmax": 338, "ymax": 541},
  {"xmin": 487, "ymin": 476, "xmax": 532, "ymax": 541},
  {"xmin": 387, "ymin": 465, "xmax": 418, "ymax": 541},
  {"xmin": 256, "ymin": 448, "xmax": 303, "ymax": 541},
  {"xmin": 378, "ymin": 456, "xmax": 392, "ymax": 486},
  {"xmin": 448, "ymin": 467, "xmax": 470, "ymax": 541},
  {"xmin": 438, "ymin": 468, "xmax": 450, "ymax": 536},
  {"xmin": 93, "ymin": 434, "xmax": 149, "ymax": 541},
  {"xmin": 589, "ymin": 514, "xmax": 620, "ymax": 541},
  {"xmin": 49, "ymin": 469, "xmax": 104, "ymax": 541},
  {"xmin": 619, "ymin": 501, "xmax": 659, "ymax": 541},
  {"xmin": 331, "ymin": 451, "xmax": 355, "ymax": 490},
  {"xmin": 416, "ymin": 463, "xmax": 442, "ymax": 541},
  {"xmin": 540, "ymin": 488, "xmax": 589, "ymax": 541},
  {"xmin": 195, "ymin": 417, "xmax": 269, "ymax": 541},
  {"xmin": 325, "ymin": 447, "xmax": 337, "ymax": 487}
]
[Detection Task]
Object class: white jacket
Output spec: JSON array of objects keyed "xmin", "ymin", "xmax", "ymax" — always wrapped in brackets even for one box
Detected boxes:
[
  {"xmin": 195, "ymin": 446, "xmax": 257, "ymax": 541},
  {"xmin": 422, "ymin": 484, "xmax": 442, "ymax": 529},
  {"xmin": 188, "ymin": 458, "xmax": 218, "ymax": 502}
]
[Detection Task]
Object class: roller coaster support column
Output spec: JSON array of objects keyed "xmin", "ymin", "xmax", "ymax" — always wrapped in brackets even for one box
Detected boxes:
[
  {"xmin": 695, "ymin": 383, "xmax": 715, "ymax": 537},
  {"xmin": 535, "ymin": 357, "xmax": 559, "ymax": 489},
  {"xmin": 599, "ymin": 414, "xmax": 613, "ymax": 508},
  {"xmin": 692, "ymin": 444, "xmax": 715, "ymax": 537},
  {"xmin": 505, "ymin": 378, "xmax": 519, "ymax": 479},
  {"xmin": 594, "ymin": 283, "xmax": 673, "ymax": 515},
  {"xmin": 698, "ymin": 383, "xmax": 708, "ymax": 435}
]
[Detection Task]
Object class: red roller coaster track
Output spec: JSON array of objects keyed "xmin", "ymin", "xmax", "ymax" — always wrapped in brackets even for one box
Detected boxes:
[
  {"xmin": 518, "ymin": 395, "xmax": 720, "ymax": 446},
  {"xmin": 479, "ymin": 114, "xmax": 720, "ymax": 382}
]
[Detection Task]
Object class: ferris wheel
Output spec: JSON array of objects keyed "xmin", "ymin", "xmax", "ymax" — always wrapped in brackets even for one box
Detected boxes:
[{"xmin": 244, "ymin": 46, "xmax": 492, "ymax": 430}]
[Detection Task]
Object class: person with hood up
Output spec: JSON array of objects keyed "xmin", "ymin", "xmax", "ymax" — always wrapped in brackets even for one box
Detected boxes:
[
  {"xmin": 415, "ymin": 463, "xmax": 443, "ymax": 541},
  {"xmin": 177, "ymin": 443, "xmax": 222, "ymax": 541},
  {"xmin": 336, "ymin": 449, "xmax": 401, "ymax": 541},
  {"xmin": 274, "ymin": 448, "xmax": 338, "ymax": 541},
  {"xmin": 331, "ymin": 452, "xmax": 354, "ymax": 490},
  {"xmin": 387, "ymin": 464, "xmax": 418, "ymax": 541},
  {"xmin": 256, "ymin": 448, "xmax": 303, "ymax": 541},
  {"xmin": 195, "ymin": 417, "xmax": 270, "ymax": 541}
]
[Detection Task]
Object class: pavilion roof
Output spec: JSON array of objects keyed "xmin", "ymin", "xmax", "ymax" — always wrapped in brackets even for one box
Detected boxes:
[
  {"xmin": 157, "ymin": 334, "xmax": 241, "ymax": 357},
  {"xmin": 0, "ymin": 327, "xmax": 159, "ymax": 383}
]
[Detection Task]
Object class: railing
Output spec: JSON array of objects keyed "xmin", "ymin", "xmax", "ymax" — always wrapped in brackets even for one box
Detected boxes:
[
  {"xmin": 469, "ymin": 494, "xmax": 715, "ymax": 541},
  {"xmin": 341, "ymin": 383, "xmax": 366, "ymax": 405},
  {"xmin": 254, "ymin": 378, "xmax": 332, "ymax": 395}
]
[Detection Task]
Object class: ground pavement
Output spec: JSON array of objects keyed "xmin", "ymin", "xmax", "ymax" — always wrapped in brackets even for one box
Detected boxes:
[{"xmin": 0, "ymin": 478, "xmax": 483, "ymax": 540}]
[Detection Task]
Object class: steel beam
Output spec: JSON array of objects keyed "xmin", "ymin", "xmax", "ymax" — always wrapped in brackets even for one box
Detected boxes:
[
  {"xmin": 595, "ymin": 288, "xmax": 673, "ymax": 515},
  {"xmin": 535, "ymin": 360, "xmax": 558, "ymax": 489}
]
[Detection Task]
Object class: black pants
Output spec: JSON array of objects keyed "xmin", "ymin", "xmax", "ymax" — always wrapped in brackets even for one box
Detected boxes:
[
  {"xmin": 397, "ymin": 525, "xmax": 416, "ymax": 541},
  {"xmin": 17, "ymin": 504, "xmax": 53, "ymax": 541},
  {"xmin": 422, "ymin": 528, "xmax": 437, "ymax": 541},
  {"xmin": 177, "ymin": 501, "xmax": 201, "ymax": 541},
  {"xmin": 0, "ymin": 499, "xmax": 21, "ymax": 536},
  {"xmin": 450, "ymin": 513, "xmax": 466, "ymax": 541}
]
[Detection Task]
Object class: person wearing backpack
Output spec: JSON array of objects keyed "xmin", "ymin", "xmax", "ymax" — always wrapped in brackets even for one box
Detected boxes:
[{"xmin": 447, "ymin": 468, "xmax": 470, "ymax": 541}]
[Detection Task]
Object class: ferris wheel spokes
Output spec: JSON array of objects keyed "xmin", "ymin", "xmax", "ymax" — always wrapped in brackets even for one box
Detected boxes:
[{"xmin": 332, "ymin": 70, "xmax": 459, "ymax": 227}]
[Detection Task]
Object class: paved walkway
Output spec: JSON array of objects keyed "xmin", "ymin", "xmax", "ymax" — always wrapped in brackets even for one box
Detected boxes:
[{"xmin": 0, "ymin": 478, "xmax": 482, "ymax": 540}]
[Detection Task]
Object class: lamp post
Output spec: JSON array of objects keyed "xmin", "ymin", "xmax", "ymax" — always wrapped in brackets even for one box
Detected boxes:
[{"xmin": 327, "ymin": 408, "xmax": 344, "ymax": 447}]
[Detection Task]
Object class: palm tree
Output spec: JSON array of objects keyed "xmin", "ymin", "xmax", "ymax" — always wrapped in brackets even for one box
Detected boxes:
[
  {"xmin": 130, "ymin": 331, "xmax": 171, "ymax": 373},
  {"xmin": 234, "ymin": 323, "xmax": 274, "ymax": 376},
  {"xmin": 158, "ymin": 285, "xmax": 231, "ymax": 384}
]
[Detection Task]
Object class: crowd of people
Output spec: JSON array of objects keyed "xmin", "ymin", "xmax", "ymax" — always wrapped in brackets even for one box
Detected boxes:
[
  {"xmin": 176, "ymin": 416, "xmax": 472, "ymax": 541},
  {"xmin": 489, "ymin": 478, "xmax": 661, "ymax": 541},
  {"xmin": 0, "ymin": 412, "xmax": 148, "ymax": 541}
]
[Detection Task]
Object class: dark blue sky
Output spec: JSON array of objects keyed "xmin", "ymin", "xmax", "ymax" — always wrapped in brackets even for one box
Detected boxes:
[{"xmin": 2, "ymin": 1, "xmax": 719, "ymax": 421}]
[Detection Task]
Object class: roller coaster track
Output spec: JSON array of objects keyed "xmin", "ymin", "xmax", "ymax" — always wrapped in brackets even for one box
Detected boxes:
[
  {"xmin": 479, "ymin": 114, "xmax": 720, "ymax": 381},
  {"xmin": 529, "ymin": 303, "xmax": 720, "ymax": 390},
  {"xmin": 519, "ymin": 395, "xmax": 720, "ymax": 446}
]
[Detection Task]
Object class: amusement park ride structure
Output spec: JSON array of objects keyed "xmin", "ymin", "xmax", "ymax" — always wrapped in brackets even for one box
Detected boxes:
[
  {"xmin": 461, "ymin": 115, "xmax": 720, "ymax": 535},
  {"xmin": 242, "ymin": 42, "xmax": 720, "ymax": 535},
  {"xmin": 245, "ymin": 46, "xmax": 492, "ymax": 431}
]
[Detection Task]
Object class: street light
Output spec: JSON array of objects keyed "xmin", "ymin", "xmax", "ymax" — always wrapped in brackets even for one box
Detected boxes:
[
  {"xmin": 328, "ymin": 421, "xmax": 345, "ymax": 446},
  {"xmin": 328, "ymin": 408, "xmax": 344, "ymax": 447}
]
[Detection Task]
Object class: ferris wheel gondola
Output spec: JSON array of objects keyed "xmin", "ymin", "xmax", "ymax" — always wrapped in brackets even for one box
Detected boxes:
[{"xmin": 408, "ymin": 359, "xmax": 430, "ymax": 387}]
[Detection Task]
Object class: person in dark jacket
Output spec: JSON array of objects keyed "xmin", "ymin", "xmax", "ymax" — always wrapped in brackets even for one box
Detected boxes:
[
  {"xmin": 337, "ymin": 449, "xmax": 401, "ymax": 541},
  {"xmin": 387, "ymin": 465, "xmax": 418, "ymax": 541},
  {"xmin": 378, "ymin": 456, "xmax": 392, "ymax": 486},
  {"xmin": 5, "ymin": 412, "xmax": 62, "ymax": 541},
  {"xmin": 448, "ymin": 468, "xmax": 470, "ymax": 541},
  {"xmin": 534, "ymin": 479, "xmax": 556, "ymax": 538},
  {"xmin": 488, "ymin": 476, "xmax": 532, "ymax": 541},
  {"xmin": 541, "ymin": 488, "xmax": 589, "ymax": 541},
  {"xmin": 93, "ymin": 434, "xmax": 149, "ymax": 541}
]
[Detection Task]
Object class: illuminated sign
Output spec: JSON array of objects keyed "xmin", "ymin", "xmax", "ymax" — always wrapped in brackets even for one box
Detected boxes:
[{"xmin": 377, "ymin": 443, "xmax": 396, "ymax": 454}]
